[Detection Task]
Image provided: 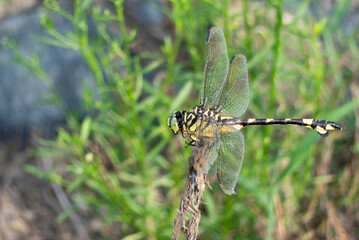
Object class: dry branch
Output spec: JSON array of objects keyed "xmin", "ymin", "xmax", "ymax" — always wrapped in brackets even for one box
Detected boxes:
[{"xmin": 171, "ymin": 157, "xmax": 207, "ymax": 240}]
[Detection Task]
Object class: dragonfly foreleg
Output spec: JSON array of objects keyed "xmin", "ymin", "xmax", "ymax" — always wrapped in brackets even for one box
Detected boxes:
[{"xmin": 185, "ymin": 140, "xmax": 196, "ymax": 147}]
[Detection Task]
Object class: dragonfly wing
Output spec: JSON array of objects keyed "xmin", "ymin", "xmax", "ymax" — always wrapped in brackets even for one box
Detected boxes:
[
  {"xmin": 216, "ymin": 54, "xmax": 250, "ymax": 118},
  {"xmin": 190, "ymin": 115, "xmax": 220, "ymax": 174},
  {"xmin": 200, "ymin": 27, "xmax": 229, "ymax": 107},
  {"xmin": 216, "ymin": 131, "xmax": 245, "ymax": 195}
]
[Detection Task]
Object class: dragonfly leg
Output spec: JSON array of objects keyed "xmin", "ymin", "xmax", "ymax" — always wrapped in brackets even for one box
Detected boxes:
[{"xmin": 185, "ymin": 140, "xmax": 196, "ymax": 147}]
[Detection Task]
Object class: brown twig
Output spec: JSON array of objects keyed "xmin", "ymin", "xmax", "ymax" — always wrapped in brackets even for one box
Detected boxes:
[{"xmin": 171, "ymin": 157, "xmax": 206, "ymax": 240}]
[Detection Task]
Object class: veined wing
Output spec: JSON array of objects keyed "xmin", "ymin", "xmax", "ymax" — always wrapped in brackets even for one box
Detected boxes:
[
  {"xmin": 216, "ymin": 131, "xmax": 245, "ymax": 195},
  {"xmin": 215, "ymin": 54, "xmax": 250, "ymax": 118},
  {"xmin": 190, "ymin": 115, "xmax": 220, "ymax": 174},
  {"xmin": 200, "ymin": 27, "xmax": 229, "ymax": 107}
]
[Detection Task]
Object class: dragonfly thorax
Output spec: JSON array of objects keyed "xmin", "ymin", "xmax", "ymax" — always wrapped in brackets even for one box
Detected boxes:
[{"xmin": 168, "ymin": 105, "xmax": 222, "ymax": 140}]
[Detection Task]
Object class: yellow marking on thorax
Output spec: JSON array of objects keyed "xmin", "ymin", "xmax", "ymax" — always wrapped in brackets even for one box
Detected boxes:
[
  {"xmin": 247, "ymin": 118, "xmax": 256, "ymax": 123},
  {"xmin": 190, "ymin": 135, "xmax": 199, "ymax": 141},
  {"xmin": 189, "ymin": 124, "xmax": 197, "ymax": 132}
]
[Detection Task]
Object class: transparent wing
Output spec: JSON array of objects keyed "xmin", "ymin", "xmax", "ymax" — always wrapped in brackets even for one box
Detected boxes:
[
  {"xmin": 200, "ymin": 27, "xmax": 229, "ymax": 107},
  {"xmin": 216, "ymin": 131, "xmax": 245, "ymax": 195},
  {"xmin": 215, "ymin": 54, "xmax": 249, "ymax": 118},
  {"xmin": 189, "ymin": 115, "xmax": 220, "ymax": 174}
]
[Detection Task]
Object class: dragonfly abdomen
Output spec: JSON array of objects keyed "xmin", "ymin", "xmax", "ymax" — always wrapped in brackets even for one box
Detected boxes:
[{"xmin": 221, "ymin": 118, "xmax": 345, "ymax": 137}]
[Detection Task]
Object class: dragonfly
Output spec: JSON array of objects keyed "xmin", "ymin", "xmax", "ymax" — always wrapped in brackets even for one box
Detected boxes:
[{"xmin": 167, "ymin": 27, "xmax": 345, "ymax": 195}]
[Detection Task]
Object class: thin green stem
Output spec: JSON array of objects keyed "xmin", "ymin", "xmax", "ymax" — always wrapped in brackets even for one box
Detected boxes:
[
  {"xmin": 73, "ymin": 0, "xmax": 106, "ymax": 99},
  {"xmin": 113, "ymin": 0, "xmax": 131, "ymax": 72},
  {"xmin": 243, "ymin": 0, "xmax": 252, "ymax": 57},
  {"xmin": 262, "ymin": 0, "xmax": 283, "ymax": 157},
  {"xmin": 268, "ymin": 0, "xmax": 282, "ymax": 116}
]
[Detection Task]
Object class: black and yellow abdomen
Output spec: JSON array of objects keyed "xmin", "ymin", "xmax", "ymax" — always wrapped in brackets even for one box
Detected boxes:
[{"xmin": 221, "ymin": 118, "xmax": 345, "ymax": 137}]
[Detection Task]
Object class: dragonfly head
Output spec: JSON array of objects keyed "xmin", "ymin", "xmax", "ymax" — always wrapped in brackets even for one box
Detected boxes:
[{"xmin": 167, "ymin": 111, "xmax": 183, "ymax": 135}]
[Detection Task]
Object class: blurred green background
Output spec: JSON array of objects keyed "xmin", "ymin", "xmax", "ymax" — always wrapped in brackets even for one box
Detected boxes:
[{"xmin": 2, "ymin": 0, "xmax": 358, "ymax": 239}]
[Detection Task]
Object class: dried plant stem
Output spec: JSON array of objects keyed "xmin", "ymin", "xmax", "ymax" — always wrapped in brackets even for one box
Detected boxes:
[{"xmin": 171, "ymin": 158, "xmax": 206, "ymax": 240}]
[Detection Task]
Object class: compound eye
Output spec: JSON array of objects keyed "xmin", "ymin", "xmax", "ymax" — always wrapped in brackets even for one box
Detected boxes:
[
  {"xmin": 175, "ymin": 111, "xmax": 182, "ymax": 119},
  {"xmin": 169, "ymin": 116, "xmax": 179, "ymax": 134},
  {"xmin": 168, "ymin": 111, "xmax": 181, "ymax": 135}
]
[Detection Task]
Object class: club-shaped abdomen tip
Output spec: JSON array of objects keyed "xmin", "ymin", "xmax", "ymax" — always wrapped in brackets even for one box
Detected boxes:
[
  {"xmin": 313, "ymin": 120, "xmax": 345, "ymax": 137},
  {"xmin": 330, "ymin": 121, "xmax": 346, "ymax": 130}
]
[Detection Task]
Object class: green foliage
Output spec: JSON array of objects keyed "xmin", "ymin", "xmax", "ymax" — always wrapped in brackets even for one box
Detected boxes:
[{"xmin": 20, "ymin": 0, "xmax": 358, "ymax": 239}]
